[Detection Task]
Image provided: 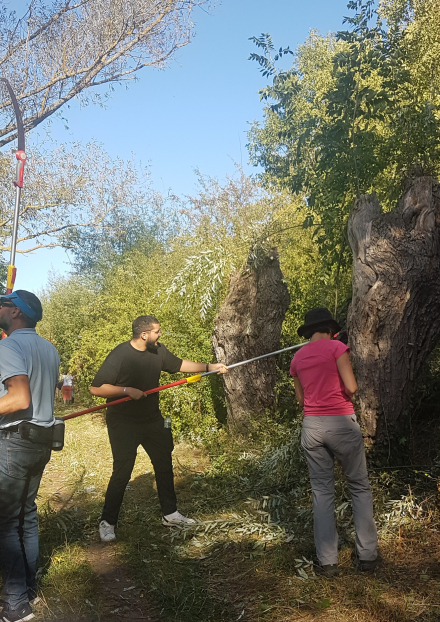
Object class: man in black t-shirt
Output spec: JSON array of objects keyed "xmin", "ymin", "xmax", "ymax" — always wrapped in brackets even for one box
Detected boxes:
[{"xmin": 91, "ymin": 314, "xmax": 227, "ymax": 542}]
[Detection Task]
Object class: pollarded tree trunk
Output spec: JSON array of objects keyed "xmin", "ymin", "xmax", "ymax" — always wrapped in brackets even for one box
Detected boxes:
[
  {"xmin": 348, "ymin": 177, "xmax": 440, "ymax": 445},
  {"xmin": 212, "ymin": 249, "xmax": 290, "ymax": 434}
]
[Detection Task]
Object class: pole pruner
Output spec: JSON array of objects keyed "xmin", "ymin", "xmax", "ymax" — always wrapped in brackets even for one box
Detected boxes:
[
  {"xmin": 0, "ymin": 78, "xmax": 26, "ymax": 295},
  {"xmin": 62, "ymin": 341, "xmax": 309, "ymax": 422}
]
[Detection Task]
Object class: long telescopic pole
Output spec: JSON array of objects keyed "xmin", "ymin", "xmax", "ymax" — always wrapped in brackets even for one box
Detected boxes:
[
  {"xmin": 0, "ymin": 78, "xmax": 26, "ymax": 294},
  {"xmin": 200, "ymin": 342, "xmax": 309, "ymax": 377},
  {"xmin": 62, "ymin": 341, "xmax": 308, "ymax": 422}
]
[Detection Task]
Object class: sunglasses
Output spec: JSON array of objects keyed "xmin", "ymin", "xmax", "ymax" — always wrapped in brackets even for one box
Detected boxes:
[{"xmin": 0, "ymin": 302, "xmax": 15, "ymax": 308}]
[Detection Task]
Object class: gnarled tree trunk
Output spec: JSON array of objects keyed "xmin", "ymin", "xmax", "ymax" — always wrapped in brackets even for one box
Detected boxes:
[
  {"xmin": 212, "ymin": 249, "xmax": 290, "ymax": 434},
  {"xmin": 348, "ymin": 177, "xmax": 440, "ymax": 445}
]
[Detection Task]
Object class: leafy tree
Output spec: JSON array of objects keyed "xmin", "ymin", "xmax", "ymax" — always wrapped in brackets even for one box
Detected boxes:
[
  {"xmin": 0, "ymin": 0, "xmax": 210, "ymax": 266},
  {"xmin": 39, "ymin": 274, "xmax": 96, "ymax": 374},
  {"xmin": 163, "ymin": 168, "xmax": 270, "ymax": 320},
  {"xmin": 0, "ymin": 0, "xmax": 210, "ymax": 146},
  {"xmin": 163, "ymin": 167, "xmax": 346, "ymax": 319},
  {"xmin": 247, "ymin": 30, "xmax": 352, "ymax": 301},
  {"xmin": 64, "ymin": 219, "xmax": 161, "ymax": 278},
  {"xmin": 247, "ymin": 0, "xmax": 440, "ymax": 305},
  {"xmin": 0, "ymin": 140, "xmax": 158, "ymax": 258}
]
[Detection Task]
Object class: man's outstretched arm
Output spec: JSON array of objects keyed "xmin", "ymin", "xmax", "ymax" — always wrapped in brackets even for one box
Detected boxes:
[{"xmin": 179, "ymin": 361, "xmax": 228, "ymax": 374}]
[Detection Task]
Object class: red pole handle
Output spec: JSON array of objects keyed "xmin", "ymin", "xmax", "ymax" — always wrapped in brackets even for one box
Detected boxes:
[
  {"xmin": 62, "ymin": 377, "xmax": 193, "ymax": 421},
  {"xmin": 14, "ymin": 151, "xmax": 26, "ymax": 188}
]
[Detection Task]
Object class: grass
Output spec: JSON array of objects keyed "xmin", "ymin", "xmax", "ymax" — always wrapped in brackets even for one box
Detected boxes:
[{"xmin": 4, "ymin": 400, "xmax": 440, "ymax": 621}]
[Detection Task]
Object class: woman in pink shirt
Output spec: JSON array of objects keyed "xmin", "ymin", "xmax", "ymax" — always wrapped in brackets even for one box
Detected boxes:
[{"xmin": 290, "ymin": 308, "xmax": 377, "ymax": 577}]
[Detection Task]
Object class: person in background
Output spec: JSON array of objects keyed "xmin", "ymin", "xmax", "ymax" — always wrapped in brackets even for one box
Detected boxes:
[
  {"xmin": 90, "ymin": 315, "xmax": 228, "ymax": 543},
  {"xmin": 290, "ymin": 308, "xmax": 377, "ymax": 577},
  {"xmin": 0, "ymin": 291, "xmax": 60, "ymax": 622},
  {"xmin": 61, "ymin": 372, "xmax": 73, "ymax": 405},
  {"xmin": 55, "ymin": 376, "xmax": 63, "ymax": 401}
]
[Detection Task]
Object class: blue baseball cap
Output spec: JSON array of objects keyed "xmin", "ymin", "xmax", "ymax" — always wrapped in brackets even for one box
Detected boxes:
[{"xmin": 0, "ymin": 290, "xmax": 43, "ymax": 321}]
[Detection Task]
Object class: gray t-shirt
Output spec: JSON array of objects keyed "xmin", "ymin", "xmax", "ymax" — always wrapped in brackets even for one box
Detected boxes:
[{"xmin": 0, "ymin": 328, "xmax": 60, "ymax": 428}]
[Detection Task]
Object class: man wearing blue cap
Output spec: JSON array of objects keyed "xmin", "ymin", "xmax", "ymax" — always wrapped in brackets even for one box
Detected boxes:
[{"xmin": 0, "ymin": 290, "xmax": 60, "ymax": 622}]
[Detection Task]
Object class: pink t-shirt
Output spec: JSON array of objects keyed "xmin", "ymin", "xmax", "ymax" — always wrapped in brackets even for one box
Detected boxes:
[{"xmin": 290, "ymin": 339, "xmax": 355, "ymax": 416}]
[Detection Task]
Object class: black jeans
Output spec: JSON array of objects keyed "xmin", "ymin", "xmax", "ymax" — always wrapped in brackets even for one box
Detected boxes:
[{"xmin": 101, "ymin": 417, "xmax": 177, "ymax": 525}]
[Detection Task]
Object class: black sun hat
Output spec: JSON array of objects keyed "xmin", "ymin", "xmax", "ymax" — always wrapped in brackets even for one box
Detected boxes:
[{"xmin": 297, "ymin": 308, "xmax": 341, "ymax": 338}]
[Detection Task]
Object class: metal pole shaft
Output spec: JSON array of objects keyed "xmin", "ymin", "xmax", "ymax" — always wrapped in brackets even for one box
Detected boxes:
[
  {"xmin": 10, "ymin": 186, "xmax": 21, "ymax": 268},
  {"xmin": 201, "ymin": 341, "xmax": 308, "ymax": 377}
]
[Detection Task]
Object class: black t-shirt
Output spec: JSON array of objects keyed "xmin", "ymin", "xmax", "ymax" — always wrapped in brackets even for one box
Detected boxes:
[{"xmin": 91, "ymin": 341, "xmax": 182, "ymax": 425}]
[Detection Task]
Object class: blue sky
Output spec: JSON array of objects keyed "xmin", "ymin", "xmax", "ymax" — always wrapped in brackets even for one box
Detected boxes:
[{"xmin": 5, "ymin": 0, "xmax": 350, "ymax": 292}]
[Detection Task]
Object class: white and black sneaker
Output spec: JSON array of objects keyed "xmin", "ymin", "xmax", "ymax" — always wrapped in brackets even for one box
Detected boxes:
[
  {"xmin": 27, "ymin": 590, "xmax": 39, "ymax": 607},
  {"xmin": 99, "ymin": 520, "xmax": 116, "ymax": 542},
  {"xmin": 162, "ymin": 511, "xmax": 196, "ymax": 526},
  {"xmin": 2, "ymin": 602, "xmax": 34, "ymax": 622}
]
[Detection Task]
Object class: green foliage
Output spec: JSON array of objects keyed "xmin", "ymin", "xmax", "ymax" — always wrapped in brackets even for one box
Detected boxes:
[
  {"xmin": 0, "ymin": 141, "xmax": 161, "ymax": 266},
  {"xmin": 247, "ymin": 0, "xmax": 440, "ymax": 275},
  {"xmin": 40, "ymin": 275, "xmax": 97, "ymax": 376},
  {"xmin": 248, "ymin": 33, "xmax": 293, "ymax": 78},
  {"xmin": 39, "ymin": 167, "xmax": 342, "ymax": 438},
  {"xmin": 0, "ymin": 259, "xmax": 7, "ymax": 293},
  {"xmin": 39, "ymin": 243, "xmax": 226, "ymax": 439},
  {"xmin": 64, "ymin": 219, "xmax": 162, "ymax": 278}
]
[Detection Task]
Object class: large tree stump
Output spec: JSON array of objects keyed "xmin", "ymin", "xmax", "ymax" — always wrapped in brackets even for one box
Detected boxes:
[
  {"xmin": 212, "ymin": 249, "xmax": 290, "ymax": 434},
  {"xmin": 348, "ymin": 177, "xmax": 440, "ymax": 445}
]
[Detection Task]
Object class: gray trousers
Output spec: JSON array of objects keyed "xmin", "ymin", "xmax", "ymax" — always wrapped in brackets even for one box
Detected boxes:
[{"xmin": 301, "ymin": 415, "xmax": 377, "ymax": 565}]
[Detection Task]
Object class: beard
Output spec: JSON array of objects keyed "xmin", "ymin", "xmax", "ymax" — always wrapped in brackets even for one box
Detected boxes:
[{"xmin": 147, "ymin": 339, "xmax": 159, "ymax": 352}]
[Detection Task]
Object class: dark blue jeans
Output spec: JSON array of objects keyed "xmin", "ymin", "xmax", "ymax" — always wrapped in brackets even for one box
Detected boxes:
[{"xmin": 0, "ymin": 432, "xmax": 51, "ymax": 609}]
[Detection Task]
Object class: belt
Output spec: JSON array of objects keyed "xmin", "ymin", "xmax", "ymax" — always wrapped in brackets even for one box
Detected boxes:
[{"xmin": 0, "ymin": 425, "xmax": 20, "ymax": 436}]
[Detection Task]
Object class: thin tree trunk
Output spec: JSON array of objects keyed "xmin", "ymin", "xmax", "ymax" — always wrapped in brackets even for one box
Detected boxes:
[
  {"xmin": 212, "ymin": 249, "xmax": 290, "ymax": 434},
  {"xmin": 348, "ymin": 177, "xmax": 440, "ymax": 445}
]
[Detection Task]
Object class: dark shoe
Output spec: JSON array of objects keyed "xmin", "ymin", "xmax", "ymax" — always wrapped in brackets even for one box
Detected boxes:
[
  {"xmin": 314, "ymin": 563, "xmax": 339, "ymax": 577},
  {"xmin": 2, "ymin": 603, "xmax": 34, "ymax": 622},
  {"xmin": 359, "ymin": 558, "xmax": 378, "ymax": 573}
]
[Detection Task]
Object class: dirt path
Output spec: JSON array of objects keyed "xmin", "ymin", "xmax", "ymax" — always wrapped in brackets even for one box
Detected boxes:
[
  {"xmin": 86, "ymin": 543, "xmax": 158, "ymax": 621},
  {"xmin": 37, "ymin": 435, "xmax": 161, "ymax": 622}
]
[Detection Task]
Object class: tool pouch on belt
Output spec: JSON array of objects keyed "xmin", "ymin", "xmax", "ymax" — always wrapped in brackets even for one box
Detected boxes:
[
  {"xmin": 51, "ymin": 418, "xmax": 65, "ymax": 451},
  {"xmin": 17, "ymin": 418, "xmax": 65, "ymax": 451}
]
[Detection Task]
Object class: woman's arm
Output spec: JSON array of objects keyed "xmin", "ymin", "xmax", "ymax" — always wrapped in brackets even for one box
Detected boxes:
[
  {"xmin": 293, "ymin": 377, "xmax": 304, "ymax": 407},
  {"xmin": 336, "ymin": 352, "xmax": 358, "ymax": 396}
]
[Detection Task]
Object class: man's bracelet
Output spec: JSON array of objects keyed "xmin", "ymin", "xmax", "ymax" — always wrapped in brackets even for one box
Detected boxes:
[
  {"xmin": 206, "ymin": 363, "xmax": 209, "ymax": 372},
  {"xmin": 123, "ymin": 387, "xmax": 127, "ymax": 393}
]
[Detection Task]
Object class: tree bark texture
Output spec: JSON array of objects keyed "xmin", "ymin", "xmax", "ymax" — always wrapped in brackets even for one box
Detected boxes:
[
  {"xmin": 348, "ymin": 177, "xmax": 440, "ymax": 445},
  {"xmin": 212, "ymin": 249, "xmax": 290, "ymax": 434}
]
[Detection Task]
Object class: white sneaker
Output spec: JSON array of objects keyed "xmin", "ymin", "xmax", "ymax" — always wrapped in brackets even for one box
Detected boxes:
[
  {"xmin": 99, "ymin": 520, "xmax": 116, "ymax": 542},
  {"xmin": 162, "ymin": 510, "xmax": 196, "ymax": 526}
]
